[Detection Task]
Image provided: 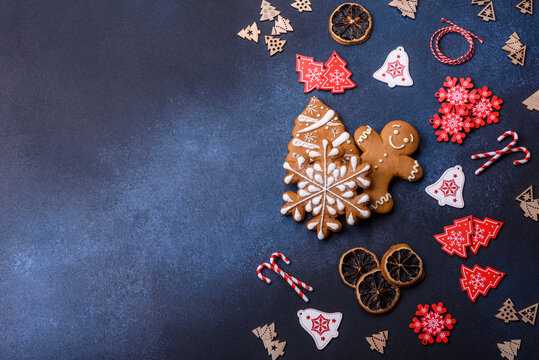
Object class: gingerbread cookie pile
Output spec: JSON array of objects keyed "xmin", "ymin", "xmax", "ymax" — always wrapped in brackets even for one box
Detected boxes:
[{"xmin": 281, "ymin": 97, "xmax": 423, "ymax": 238}]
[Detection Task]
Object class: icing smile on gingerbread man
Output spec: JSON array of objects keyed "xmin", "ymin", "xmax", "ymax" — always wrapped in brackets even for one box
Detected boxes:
[{"xmin": 389, "ymin": 124, "xmax": 414, "ymax": 150}]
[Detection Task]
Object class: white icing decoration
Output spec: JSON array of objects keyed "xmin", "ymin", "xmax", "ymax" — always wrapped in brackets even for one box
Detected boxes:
[
  {"xmin": 298, "ymin": 156, "xmax": 305, "ymax": 167},
  {"xmin": 283, "ymin": 193, "xmax": 293, "ymax": 202},
  {"xmin": 298, "ymin": 110, "xmax": 335, "ymax": 133},
  {"xmin": 294, "ymin": 208, "xmax": 302, "ymax": 221},
  {"xmin": 393, "ymin": 129, "xmax": 399, "ymax": 135},
  {"xmin": 332, "ymin": 132, "xmax": 350, "ymax": 147},
  {"xmin": 292, "ymin": 138, "xmax": 320, "ymax": 149},
  {"xmin": 356, "ymin": 126, "xmax": 372, "ymax": 143},
  {"xmin": 309, "ymin": 151, "xmax": 321, "ymax": 158},
  {"xmin": 350, "ymin": 156, "xmax": 358, "ymax": 171},
  {"xmin": 307, "ymin": 222, "xmax": 318, "ymax": 230},
  {"xmin": 297, "ymin": 114, "xmax": 318, "ymax": 123},
  {"xmin": 408, "ymin": 160, "xmax": 420, "ymax": 181},
  {"xmin": 389, "ymin": 135, "xmax": 405, "ymax": 149},
  {"xmin": 329, "ymin": 148, "xmax": 339, "ymax": 157},
  {"xmin": 284, "ymin": 175, "xmax": 293, "ymax": 184},
  {"xmin": 370, "ymin": 193, "xmax": 392, "ymax": 210},
  {"xmin": 327, "ymin": 222, "xmax": 339, "ymax": 230},
  {"xmin": 347, "ymin": 213, "xmax": 355, "ymax": 225},
  {"xmin": 409, "ymin": 134, "xmax": 414, "ymax": 142}
]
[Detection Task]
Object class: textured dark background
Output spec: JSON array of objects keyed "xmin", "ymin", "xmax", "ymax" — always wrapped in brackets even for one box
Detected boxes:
[{"xmin": 0, "ymin": 0, "xmax": 537, "ymax": 359}]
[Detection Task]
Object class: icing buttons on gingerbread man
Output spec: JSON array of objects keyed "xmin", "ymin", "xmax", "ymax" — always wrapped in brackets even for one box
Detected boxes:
[{"xmin": 354, "ymin": 120, "xmax": 423, "ymax": 213}]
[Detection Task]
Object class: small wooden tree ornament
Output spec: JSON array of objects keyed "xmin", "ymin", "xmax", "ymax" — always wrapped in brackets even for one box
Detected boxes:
[
  {"xmin": 516, "ymin": 0, "xmax": 533, "ymax": 14},
  {"xmin": 522, "ymin": 90, "xmax": 539, "ymax": 111},
  {"xmin": 260, "ymin": 0, "xmax": 281, "ymax": 22},
  {"xmin": 237, "ymin": 22, "xmax": 261, "ymax": 43},
  {"xmin": 508, "ymin": 46, "xmax": 527, "ymax": 66},
  {"xmin": 518, "ymin": 303, "xmax": 538, "ymax": 325},
  {"xmin": 388, "ymin": 0, "xmax": 417, "ymax": 19},
  {"xmin": 290, "ymin": 0, "xmax": 312, "ymax": 12},
  {"xmin": 471, "ymin": 0, "xmax": 488, "ymax": 5},
  {"xmin": 497, "ymin": 339, "xmax": 521, "ymax": 360},
  {"xmin": 502, "ymin": 33, "xmax": 523, "ymax": 54},
  {"xmin": 477, "ymin": 2, "xmax": 496, "ymax": 21},
  {"xmin": 271, "ymin": 16, "xmax": 293, "ymax": 35},
  {"xmin": 265, "ymin": 36, "xmax": 286, "ymax": 56},
  {"xmin": 495, "ymin": 298, "xmax": 520, "ymax": 323},
  {"xmin": 366, "ymin": 331, "xmax": 389, "ymax": 354}
]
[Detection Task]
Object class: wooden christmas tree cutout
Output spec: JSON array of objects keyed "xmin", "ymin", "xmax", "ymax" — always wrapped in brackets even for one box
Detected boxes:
[
  {"xmin": 508, "ymin": 46, "xmax": 527, "ymax": 66},
  {"xmin": 497, "ymin": 339, "xmax": 521, "ymax": 360},
  {"xmin": 518, "ymin": 303, "xmax": 538, "ymax": 325},
  {"xmin": 253, "ymin": 323, "xmax": 286, "ymax": 360},
  {"xmin": 502, "ymin": 33, "xmax": 523, "ymax": 54},
  {"xmin": 502, "ymin": 33, "xmax": 527, "ymax": 66},
  {"xmin": 366, "ymin": 331, "xmax": 388, "ymax": 354},
  {"xmin": 516, "ymin": 0, "xmax": 533, "ymax": 14},
  {"xmin": 265, "ymin": 36, "xmax": 286, "ymax": 56},
  {"xmin": 515, "ymin": 186, "xmax": 539, "ymax": 222},
  {"xmin": 471, "ymin": 0, "xmax": 488, "ymax": 5},
  {"xmin": 260, "ymin": 0, "xmax": 281, "ymax": 22},
  {"xmin": 478, "ymin": 2, "xmax": 496, "ymax": 21},
  {"xmin": 523, "ymin": 90, "xmax": 539, "ymax": 111},
  {"xmin": 271, "ymin": 16, "xmax": 293, "ymax": 35},
  {"xmin": 388, "ymin": 0, "xmax": 417, "ymax": 19},
  {"xmin": 237, "ymin": 22, "xmax": 261, "ymax": 43},
  {"xmin": 495, "ymin": 298, "xmax": 520, "ymax": 323},
  {"xmin": 290, "ymin": 0, "xmax": 312, "ymax": 12}
]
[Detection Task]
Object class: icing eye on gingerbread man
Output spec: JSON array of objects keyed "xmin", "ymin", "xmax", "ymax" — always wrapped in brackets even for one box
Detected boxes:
[{"xmin": 381, "ymin": 120, "xmax": 419, "ymax": 155}]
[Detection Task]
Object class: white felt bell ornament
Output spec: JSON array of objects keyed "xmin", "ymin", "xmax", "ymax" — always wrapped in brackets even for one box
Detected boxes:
[
  {"xmin": 425, "ymin": 165, "xmax": 465, "ymax": 208},
  {"xmin": 373, "ymin": 46, "xmax": 413, "ymax": 88}
]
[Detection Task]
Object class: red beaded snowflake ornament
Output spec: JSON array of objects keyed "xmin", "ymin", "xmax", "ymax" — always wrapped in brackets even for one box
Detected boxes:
[{"xmin": 409, "ymin": 302, "xmax": 456, "ymax": 345}]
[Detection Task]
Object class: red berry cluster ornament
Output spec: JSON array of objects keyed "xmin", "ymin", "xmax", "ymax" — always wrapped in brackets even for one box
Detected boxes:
[
  {"xmin": 430, "ymin": 77, "xmax": 503, "ymax": 144},
  {"xmin": 296, "ymin": 52, "xmax": 356, "ymax": 94}
]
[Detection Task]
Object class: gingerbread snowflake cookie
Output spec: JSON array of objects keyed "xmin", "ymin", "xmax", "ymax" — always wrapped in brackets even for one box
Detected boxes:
[
  {"xmin": 282, "ymin": 97, "xmax": 372, "ymax": 239},
  {"xmin": 354, "ymin": 121, "xmax": 423, "ymax": 213}
]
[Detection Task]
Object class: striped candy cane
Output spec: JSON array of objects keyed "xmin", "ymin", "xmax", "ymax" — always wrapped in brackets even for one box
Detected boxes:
[
  {"xmin": 472, "ymin": 131, "xmax": 531, "ymax": 175},
  {"xmin": 430, "ymin": 19, "xmax": 484, "ymax": 65},
  {"xmin": 270, "ymin": 252, "xmax": 313, "ymax": 292},
  {"xmin": 256, "ymin": 253, "xmax": 313, "ymax": 302}
]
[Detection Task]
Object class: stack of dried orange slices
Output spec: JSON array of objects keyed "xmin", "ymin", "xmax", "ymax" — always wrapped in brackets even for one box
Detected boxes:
[{"xmin": 339, "ymin": 244, "xmax": 424, "ymax": 314}]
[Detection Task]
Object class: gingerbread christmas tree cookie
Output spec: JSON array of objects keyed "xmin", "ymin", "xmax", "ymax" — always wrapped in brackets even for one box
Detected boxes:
[
  {"xmin": 282, "ymin": 97, "xmax": 372, "ymax": 239},
  {"xmin": 353, "ymin": 121, "xmax": 423, "ymax": 213}
]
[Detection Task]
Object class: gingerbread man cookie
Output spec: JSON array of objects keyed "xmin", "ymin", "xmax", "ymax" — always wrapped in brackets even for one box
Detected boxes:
[{"xmin": 354, "ymin": 121, "xmax": 423, "ymax": 213}]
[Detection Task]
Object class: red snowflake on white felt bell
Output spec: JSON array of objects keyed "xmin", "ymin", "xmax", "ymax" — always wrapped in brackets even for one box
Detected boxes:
[
  {"xmin": 409, "ymin": 302, "xmax": 456, "ymax": 345},
  {"xmin": 310, "ymin": 314, "xmax": 331, "ymax": 336},
  {"xmin": 439, "ymin": 179, "xmax": 459, "ymax": 197},
  {"xmin": 373, "ymin": 46, "xmax": 413, "ymax": 88}
]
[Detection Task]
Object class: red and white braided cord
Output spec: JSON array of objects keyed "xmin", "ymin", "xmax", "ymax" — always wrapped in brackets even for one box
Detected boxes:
[
  {"xmin": 430, "ymin": 19, "xmax": 484, "ymax": 65},
  {"xmin": 471, "ymin": 130, "xmax": 531, "ymax": 175}
]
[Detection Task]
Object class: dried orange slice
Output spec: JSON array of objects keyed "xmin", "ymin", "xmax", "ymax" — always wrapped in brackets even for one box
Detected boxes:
[
  {"xmin": 339, "ymin": 247, "xmax": 380, "ymax": 288},
  {"xmin": 356, "ymin": 269, "xmax": 400, "ymax": 314},
  {"xmin": 329, "ymin": 3, "xmax": 373, "ymax": 45},
  {"xmin": 381, "ymin": 244, "xmax": 424, "ymax": 287}
]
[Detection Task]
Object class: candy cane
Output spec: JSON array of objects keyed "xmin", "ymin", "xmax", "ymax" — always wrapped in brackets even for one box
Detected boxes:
[
  {"xmin": 270, "ymin": 252, "xmax": 313, "ymax": 291},
  {"xmin": 256, "ymin": 253, "xmax": 313, "ymax": 302},
  {"xmin": 430, "ymin": 19, "xmax": 484, "ymax": 65},
  {"xmin": 471, "ymin": 130, "xmax": 531, "ymax": 175}
]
